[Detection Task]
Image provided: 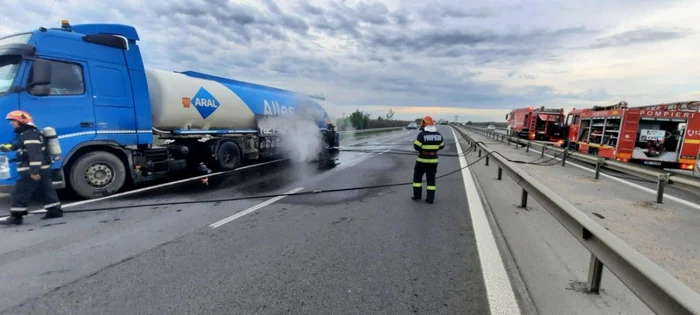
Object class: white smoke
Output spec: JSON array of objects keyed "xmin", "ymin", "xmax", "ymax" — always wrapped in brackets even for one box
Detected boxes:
[{"xmin": 257, "ymin": 114, "xmax": 325, "ymax": 163}]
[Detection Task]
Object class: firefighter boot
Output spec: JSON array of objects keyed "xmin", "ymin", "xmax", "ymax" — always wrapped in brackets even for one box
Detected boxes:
[
  {"xmin": 41, "ymin": 207, "xmax": 63, "ymax": 220},
  {"xmin": 412, "ymin": 184, "xmax": 422, "ymax": 201},
  {"xmin": 426, "ymin": 188, "xmax": 435, "ymax": 204},
  {"xmin": 1, "ymin": 214, "xmax": 23, "ymax": 226}
]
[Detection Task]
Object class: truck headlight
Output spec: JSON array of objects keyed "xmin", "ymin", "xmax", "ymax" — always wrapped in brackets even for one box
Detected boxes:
[{"xmin": 0, "ymin": 156, "xmax": 9, "ymax": 179}]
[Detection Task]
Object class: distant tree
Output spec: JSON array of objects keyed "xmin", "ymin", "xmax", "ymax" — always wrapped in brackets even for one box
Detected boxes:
[
  {"xmin": 386, "ymin": 108, "xmax": 395, "ymax": 120},
  {"xmin": 348, "ymin": 109, "xmax": 371, "ymax": 129},
  {"xmin": 467, "ymin": 121, "xmax": 473, "ymax": 125}
]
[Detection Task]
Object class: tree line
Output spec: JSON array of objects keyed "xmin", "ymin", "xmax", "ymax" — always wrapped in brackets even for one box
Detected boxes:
[
  {"xmin": 335, "ymin": 109, "xmax": 416, "ymax": 130},
  {"xmin": 333, "ymin": 108, "xmax": 508, "ymax": 130}
]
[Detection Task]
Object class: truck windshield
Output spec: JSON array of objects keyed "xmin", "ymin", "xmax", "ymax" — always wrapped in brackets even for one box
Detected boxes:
[
  {"xmin": 0, "ymin": 58, "xmax": 21, "ymax": 95},
  {"xmin": 0, "ymin": 33, "xmax": 32, "ymax": 46}
]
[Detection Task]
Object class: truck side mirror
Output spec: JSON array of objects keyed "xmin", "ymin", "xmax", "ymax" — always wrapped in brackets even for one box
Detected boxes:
[
  {"xmin": 30, "ymin": 59, "xmax": 52, "ymax": 86},
  {"xmin": 27, "ymin": 59, "xmax": 52, "ymax": 96}
]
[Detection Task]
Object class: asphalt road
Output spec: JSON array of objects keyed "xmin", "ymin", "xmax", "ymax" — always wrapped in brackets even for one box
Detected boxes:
[{"xmin": 0, "ymin": 127, "xmax": 516, "ymax": 315}]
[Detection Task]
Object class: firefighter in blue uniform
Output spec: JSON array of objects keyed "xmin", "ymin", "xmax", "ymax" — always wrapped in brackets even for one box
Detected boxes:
[
  {"xmin": 1, "ymin": 110, "xmax": 63, "ymax": 226},
  {"xmin": 412, "ymin": 116, "xmax": 445, "ymax": 203}
]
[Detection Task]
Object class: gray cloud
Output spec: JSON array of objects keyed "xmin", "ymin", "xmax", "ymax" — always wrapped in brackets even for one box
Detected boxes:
[{"xmin": 591, "ymin": 27, "xmax": 695, "ymax": 48}]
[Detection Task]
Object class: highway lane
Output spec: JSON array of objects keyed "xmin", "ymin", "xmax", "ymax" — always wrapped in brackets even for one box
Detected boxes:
[
  {"xmin": 0, "ymin": 131, "xmax": 406, "ymax": 306},
  {"xmin": 0, "ymin": 127, "xmax": 522, "ymax": 315}
]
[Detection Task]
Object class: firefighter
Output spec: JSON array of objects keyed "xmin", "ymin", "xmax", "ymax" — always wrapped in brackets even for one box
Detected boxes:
[
  {"xmin": 1, "ymin": 110, "xmax": 63, "ymax": 226},
  {"xmin": 412, "ymin": 116, "xmax": 445, "ymax": 203}
]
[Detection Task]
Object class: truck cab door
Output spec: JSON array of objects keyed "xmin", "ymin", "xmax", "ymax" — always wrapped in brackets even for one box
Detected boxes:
[
  {"xmin": 564, "ymin": 114, "xmax": 573, "ymax": 138},
  {"xmin": 87, "ymin": 61, "xmax": 137, "ymax": 145},
  {"xmin": 570, "ymin": 116, "xmax": 580, "ymax": 142},
  {"xmin": 18, "ymin": 58, "xmax": 96, "ymax": 157}
]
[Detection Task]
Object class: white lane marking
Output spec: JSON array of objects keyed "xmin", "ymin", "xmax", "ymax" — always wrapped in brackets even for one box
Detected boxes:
[
  {"xmin": 0, "ymin": 131, "xmax": 407, "ymax": 222},
  {"xmin": 451, "ymin": 127, "xmax": 521, "ymax": 315},
  {"xmin": 209, "ymin": 187, "xmax": 304, "ymax": 228},
  {"xmin": 540, "ymin": 151, "xmax": 700, "ymax": 211}
]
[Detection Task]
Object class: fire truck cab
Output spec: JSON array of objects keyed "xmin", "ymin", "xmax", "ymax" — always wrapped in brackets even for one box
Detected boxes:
[
  {"xmin": 505, "ymin": 106, "xmax": 565, "ymax": 141},
  {"xmin": 562, "ymin": 101, "xmax": 700, "ymax": 170}
]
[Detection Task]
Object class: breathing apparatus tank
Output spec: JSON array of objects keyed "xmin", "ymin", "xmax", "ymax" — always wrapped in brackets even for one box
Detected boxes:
[{"xmin": 42, "ymin": 127, "xmax": 62, "ymax": 156}]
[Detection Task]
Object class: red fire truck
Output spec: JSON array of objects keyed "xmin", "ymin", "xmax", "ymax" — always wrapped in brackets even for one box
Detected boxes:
[
  {"xmin": 505, "ymin": 106, "xmax": 565, "ymax": 141},
  {"xmin": 561, "ymin": 101, "xmax": 700, "ymax": 170}
]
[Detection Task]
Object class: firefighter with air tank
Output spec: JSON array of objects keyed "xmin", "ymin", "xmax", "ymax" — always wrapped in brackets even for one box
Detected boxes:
[
  {"xmin": 1, "ymin": 110, "xmax": 63, "ymax": 226},
  {"xmin": 412, "ymin": 116, "xmax": 444, "ymax": 203}
]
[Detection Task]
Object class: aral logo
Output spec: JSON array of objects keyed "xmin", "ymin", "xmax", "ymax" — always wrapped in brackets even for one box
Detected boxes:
[{"xmin": 192, "ymin": 87, "xmax": 220, "ymax": 119}]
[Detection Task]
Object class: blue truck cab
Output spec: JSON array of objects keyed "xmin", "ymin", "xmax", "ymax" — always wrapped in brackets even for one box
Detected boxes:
[{"xmin": 0, "ymin": 20, "xmax": 339, "ymax": 199}]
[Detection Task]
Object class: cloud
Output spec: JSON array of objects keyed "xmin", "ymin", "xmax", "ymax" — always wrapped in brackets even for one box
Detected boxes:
[
  {"xmin": 591, "ymin": 27, "xmax": 695, "ymax": 48},
  {"xmin": 1, "ymin": 0, "xmax": 699, "ymax": 123}
]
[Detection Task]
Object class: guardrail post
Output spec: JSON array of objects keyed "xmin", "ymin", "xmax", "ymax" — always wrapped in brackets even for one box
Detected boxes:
[
  {"xmin": 520, "ymin": 189, "xmax": 528, "ymax": 208},
  {"xmin": 541, "ymin": 146, "xmax": 546, "ymax": 158},
  {"xmin": 478, "ymin": 149, "xmax": 482, "ymax": 157},
  {"xmin": 497, "ymin": 167, "xmax": 502, "ymax": 180},
  {"xmin": 526, "ymin": 141, "xmax": 530, "ymax": 152},
  {"xmin": 595, "ymin": 159, "xmax": 603, "ymax": 179},
  {"xmin": 515, "ymin": 139, "xmax": 519, "ymax": 150},
  {"xmin": 561, "ymin": 151, "xmax": 567, "ymax": 166},
  {"xmin": 485, "ymin": 156, "xmax": 489, "ymax": 166},
  {"xmin": 656, "ymin": 174, "xmax": 669, "ymax": 203},
  {"xmin": 587, "ymin": 254, "xmax": 604, "ymax": 293}
]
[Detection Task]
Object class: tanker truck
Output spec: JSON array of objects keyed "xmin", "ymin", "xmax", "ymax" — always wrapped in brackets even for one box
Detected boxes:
[{"xmin": 0, "ymin": 20, "xmax": 340, "ymax": 199}]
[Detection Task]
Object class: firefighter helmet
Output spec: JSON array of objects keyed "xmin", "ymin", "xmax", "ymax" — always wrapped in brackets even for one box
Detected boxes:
[
  {"xmin": 422, "ymin": 116, "xmax": 435, "ymax": 126},
  {"xmin": 5, "ymin": 110, "xmax": 34, "ymax": 125}
]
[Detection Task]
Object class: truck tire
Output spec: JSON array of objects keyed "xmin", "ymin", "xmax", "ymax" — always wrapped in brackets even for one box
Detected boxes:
[
  {"xmin": 69, "ymin": 151, "xmax": 126, "ymax": 199},
  {"xmin": 214, "ymin": 141, "xmax": 241, "ymax": 171}
]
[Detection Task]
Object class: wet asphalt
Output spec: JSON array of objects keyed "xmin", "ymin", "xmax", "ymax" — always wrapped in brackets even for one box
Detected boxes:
[{"xmin": 0, "ymin": 127, "xmax": 492, "ymax": 315}]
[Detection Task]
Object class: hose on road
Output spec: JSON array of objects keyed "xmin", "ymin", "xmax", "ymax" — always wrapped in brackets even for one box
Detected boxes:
[{"xmin": 60, "ymin": 146, "xmax": 497, "ymax": 214}]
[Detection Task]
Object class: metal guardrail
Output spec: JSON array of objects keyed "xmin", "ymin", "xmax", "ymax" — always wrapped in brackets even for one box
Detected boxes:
[
  {"xmin": 464, "ymin": 125, "xmax": 700, "ymax": 202},
  {"xmin": 450, "ymin": 124, "xmax": 700, "ymax": 315}
]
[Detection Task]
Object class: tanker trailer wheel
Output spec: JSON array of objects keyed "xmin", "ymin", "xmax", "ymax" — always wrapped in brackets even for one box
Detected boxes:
[
  {"xmin": 214, "ymin": 141, "xmax": 241, "ymax": 171},
  {"xmin": 69, "ymin": 151, "xmax": 126, "ymax": 199}
]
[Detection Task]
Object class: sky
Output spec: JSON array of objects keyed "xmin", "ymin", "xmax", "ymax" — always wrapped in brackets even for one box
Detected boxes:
[{"xmin": 2, "ymin": 0, "xmax": 699, "ymax": 122}]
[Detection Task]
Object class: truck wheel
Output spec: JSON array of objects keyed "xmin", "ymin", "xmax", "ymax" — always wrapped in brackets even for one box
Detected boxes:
[
  {"xmin": 214, "ymin": 141, "xmax": 241, "ymax": 171},
  {"xmin": 69, "ymin": 151, "xmax": 126, "ymax": 199}
]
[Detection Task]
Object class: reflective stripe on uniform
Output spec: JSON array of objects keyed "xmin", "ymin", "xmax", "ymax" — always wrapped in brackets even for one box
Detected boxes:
[
  {"xmin": 30, "ymin": 161, "xmax": 42, "ymax": 166},
  {"xmin": 17, "ymin": 167, "xmax": 29, "ymax": 172},
  {"xmin": 23, "ymin": 140, "xmax": 41, "ymax": 145},
  {"xmin": 421, "ymin": 144, "xmax": 441, "ymax": 150},
  {"xmin": 10, "ymin": 207, "xmax": 27, "ymax": 212},
  {"xmin": 414, "ymin": 140, "xmax": 423, "ymax": 147},
  {"xmin": 427, "ymin": 185, "xmax": 436, "ymax": 191},
  {"xmin": 416, "ymin": 157, "xmax": 439, "ymax": 163},
  {"xmin": 413, "ymin": 182, "xmax": 422, "ymax": 187}
]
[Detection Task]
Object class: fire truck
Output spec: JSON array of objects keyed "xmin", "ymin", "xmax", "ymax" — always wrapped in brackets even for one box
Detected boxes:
[
  {"xmin": 505, "ymin": 106, "xmax": 565, "ymax": 141},
  {"xmin": 561, "ymin": 101, "xmax": 700, "ymax": 170}
]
